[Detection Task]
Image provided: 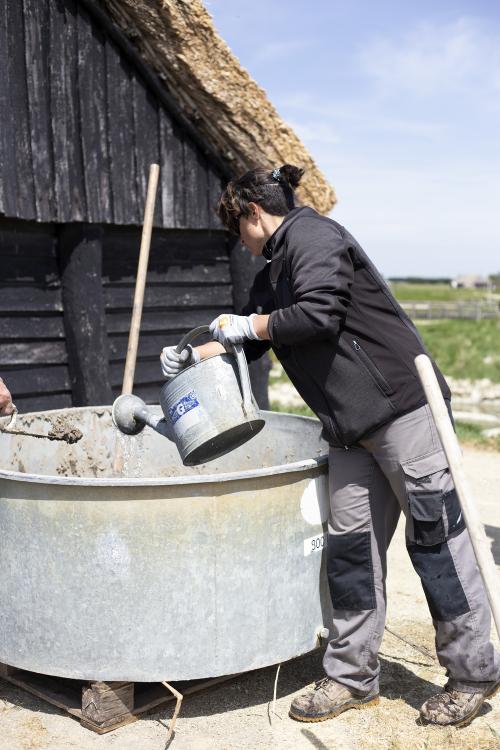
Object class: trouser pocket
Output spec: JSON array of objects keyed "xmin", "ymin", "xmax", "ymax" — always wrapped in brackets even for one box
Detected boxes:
[
  {"xmin": 400, "ymin": 451, "xmax": 458, "ymax": 546},
  {"xmin": 401, "ymin": 450, "xmax": 469, "ymax": 621}
]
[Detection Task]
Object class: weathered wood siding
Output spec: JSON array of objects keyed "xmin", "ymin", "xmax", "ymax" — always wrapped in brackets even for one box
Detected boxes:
[
  {"xmin": 0, "ymin": 218, "xmax": 232, "ymax": 410},
  {"xmin": 0, "ymin": 0, "xmax": 223, "ymax": 229},
  {"xmin": 102, "ymin": 227, "xmax": 232, "ymax": 403},
  {"xmin": 0, "ymin": 219, "xmax": 72, "ymax": 411}
]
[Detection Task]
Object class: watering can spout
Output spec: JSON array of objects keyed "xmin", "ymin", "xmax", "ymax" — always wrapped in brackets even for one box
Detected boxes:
[{"xmin": 112, "ymin": 394, "xmax": 174, "ymax": 441}]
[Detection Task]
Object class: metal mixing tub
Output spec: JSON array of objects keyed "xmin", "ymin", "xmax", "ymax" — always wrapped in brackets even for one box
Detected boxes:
[{"xmin": 0, "ymin": 407, "xmax": 332, "ymax": 682}]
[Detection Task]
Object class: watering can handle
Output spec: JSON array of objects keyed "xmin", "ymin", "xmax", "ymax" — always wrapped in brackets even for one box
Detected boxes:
[{"xmin": 174, "ymin": 326, "xmax": 255, "ymax": 415}]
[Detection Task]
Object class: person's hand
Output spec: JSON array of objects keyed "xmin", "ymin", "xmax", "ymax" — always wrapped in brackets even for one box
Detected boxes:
[
  {"xmin": 0, "ymin": 377, "xmax": 14, "ymax": 416},
  {"xmin": 209, "ymin": 314, "xmax": 260, "ymax": 347},
  {"xmin": 160, "ymin": 345, "xmax": 200, "ymax": 379}
]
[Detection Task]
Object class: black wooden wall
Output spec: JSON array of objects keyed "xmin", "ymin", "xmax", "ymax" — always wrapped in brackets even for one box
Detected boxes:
[
  {"xmin": 0, "ymin": 0, "xmax": 271, "ymax": 413},
  {"xmin": 0, "ymin": 220, "xmax": 72, "ymax": 411},
  {"xmin": 0, "ymin": 0, "xmax": 223, "ymax": 230},
  {"xmin": 102, "ymin": 227, "xmax": 232, "ymax": 404},
  {"xmin": 0, "ymin": 219, "xmax": 233, "ymax": 411}
]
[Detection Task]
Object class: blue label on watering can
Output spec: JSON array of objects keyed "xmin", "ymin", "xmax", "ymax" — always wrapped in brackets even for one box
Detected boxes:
[{"xmin": 169, "ymin": 391, "xmax": 200, "ymax": 425}]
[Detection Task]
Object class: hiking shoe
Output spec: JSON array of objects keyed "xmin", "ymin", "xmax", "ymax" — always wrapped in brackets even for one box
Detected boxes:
[
  {"xmin": 289, "ymin": 677, "xmax": 380, "ymax": 722},
  {"xmin": 420, "ymin": 681, "xmax": 500, "ymax": 727}
]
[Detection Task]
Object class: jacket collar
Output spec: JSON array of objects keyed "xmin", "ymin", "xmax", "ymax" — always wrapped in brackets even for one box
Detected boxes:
[{"xmin": 262, "ymin": 207, "xmax": 309, "ymax": 260}]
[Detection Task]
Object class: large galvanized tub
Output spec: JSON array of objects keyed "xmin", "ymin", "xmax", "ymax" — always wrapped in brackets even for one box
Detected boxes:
[{"xmin": 0, "ymin": 407, "xmax": 332, "ymax": 682}]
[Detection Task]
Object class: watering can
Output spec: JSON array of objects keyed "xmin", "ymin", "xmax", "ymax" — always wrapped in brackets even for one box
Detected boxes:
[{"xmin": 112, "ymin": 326, "xmax": 265, "ymax": 466}]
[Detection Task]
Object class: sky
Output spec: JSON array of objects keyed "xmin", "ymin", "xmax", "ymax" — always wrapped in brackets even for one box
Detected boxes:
[{"xmin": 206, "ymin": 0, "xmax": 500, "ymax": 279}]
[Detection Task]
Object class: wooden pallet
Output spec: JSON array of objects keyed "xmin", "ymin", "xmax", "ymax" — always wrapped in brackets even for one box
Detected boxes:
[{"xmin": 0, "ymin": 662, "xmax": 237, "ymax": 733}]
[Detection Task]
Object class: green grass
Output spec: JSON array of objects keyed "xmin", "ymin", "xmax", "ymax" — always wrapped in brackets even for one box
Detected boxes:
[
  {"xmin": 456, "ymin": 421, "xmax": 500, "ymax": 452},
  {"xmin": 416, "ymin": 319, "xmax": 500, "ymax": 382},
  {"xmin": 390, "ymin": 282, "xmax": 495, "ymax": 302}
]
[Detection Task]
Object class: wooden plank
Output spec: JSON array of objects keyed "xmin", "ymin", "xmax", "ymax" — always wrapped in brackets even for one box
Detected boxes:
[
  {"xmin": 173, "ymin": 130, "xmax": 186, "ymax": 228},
  {"xmin": 208, "ymin": 170, "xmax": 224, "ymax": 229},
  {"xmin": 0, "ymin": 315, "xmax": 65, "ymax": 339},
  {"xmin": 0, "ymin": 5, "xmax": 7, "ymax": 216},
  {"xmin": 81, "ymin": 682, "xmax": 134, "ymax": 729},
  {"xmin": 59, "ymin": 225, "xmax": 112, "ymax": 406},
  {"xmin": 101, "ymin": 226, "xmax": 229, "ymax": 262},
  {"xmin": 0, "ymin": 341, "xmax": 67, "ymax": 366},
  {"xmin": 104, "ymin": 284, "xmax": 233, "ymax": 311},
  {"xmin": 0, "ymin": 286, "xmax": 62, "ymax": 313},
  {"xmin": 105, "ymin": 308, "xmax": 229, "ymax": 334},
  {"xmin": 0, "ymin": 668, "xmax": 82, "ymax": 714},
  {"xmin": 105, "ymin": 38, "xmax": 138, "ymax": 224},
  {"xmin": 2, "ymin": 365, "xmax": 71, "ymax": 395},
  {"xmin": 109, "ymin": 359, "xmax": 166, "ymax": 387},
  {"xmin": 112, "ymin": 382, "xmax": 160, "ymax": 404},
  {"xmin": 184, "ymin": 138, "xmax": 208, "ymax": 229},
  {"xmin": 108, "ymin": 330, "xmax": 211, "ymax": 361},
  {"xmin": 102, "ymin": 260, "xmax": 230, "ymax": 286},
  {"xmin": 22, "ymin": 0, "xmax": 55, "ymax": 221},
  {"xmin": 10, "ymin": 391, "xmax": 73, "ymax": 413},
  {"xmin": 158, "ymin": 108, "xmax": 175, "ymax": 228},
  {"xmin": 0, "ymin": 221, "xmax": 58, "ymax": 257},
  {"xmin": 132, "ymin": 75, "xmax": 161, "ymax": 226},
  {"xmin": 0, "ymin": 8, "xmax": 16, "ymax": 216},
  {"xmin": 77, "ymin": 3, "xmax": 111, "ymax": 223},
  {"xmin": 0, "ymin": 255, "xmax": 60, "ymax": 284},
  {"xmin": 49, "ymin": 0, "xmax": 86, "ymax": 221},
  {"xmin": 4, "ymin": 0, "xmax": 36, "ymax": 219}
]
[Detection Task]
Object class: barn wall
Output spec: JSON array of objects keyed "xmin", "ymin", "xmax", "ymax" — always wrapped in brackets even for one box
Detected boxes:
[
  {"xmin": 0, "ymin": 218, "xmax": 233, "ymax": 411},
  {"xmin": 0, "ymin": 219, "xmax": 72, "ymax": 412},
  {"xmin": 102, "ymin": 226, "xmax": 232, "ymax": 403},
  {"xmin": 0, "ymin": 0, "xmax": 223, "ymax": 230}
]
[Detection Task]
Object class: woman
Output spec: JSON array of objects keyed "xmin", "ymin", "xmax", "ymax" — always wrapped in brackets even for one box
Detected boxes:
[{"xmin": 161, "ymin": 165, "xmax": 499, "ymax": 727}]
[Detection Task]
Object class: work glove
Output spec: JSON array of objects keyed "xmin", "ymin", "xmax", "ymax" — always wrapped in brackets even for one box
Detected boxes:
[
  {"xmin": 209, "ymin": 314, "xmax": 260, "ymax": 348},
  {"xmin": 160, "ymin": 345, "xmax": 200, "ymax": 379}
]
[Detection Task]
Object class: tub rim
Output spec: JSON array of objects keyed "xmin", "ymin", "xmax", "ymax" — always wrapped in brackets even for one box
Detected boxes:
[{"xmin": 0, "ymin": 408, "xmax": 329, "ymax": 487}]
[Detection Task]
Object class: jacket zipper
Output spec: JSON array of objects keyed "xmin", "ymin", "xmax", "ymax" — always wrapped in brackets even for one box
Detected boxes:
[{"xmin": 352, "ymin": 340, "xmax": 393, "ymax": 395}]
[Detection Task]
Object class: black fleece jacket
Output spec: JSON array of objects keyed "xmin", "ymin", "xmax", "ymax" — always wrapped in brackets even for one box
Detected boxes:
[{"xmin": 242, "ymin": 206, "xmax": 450, "ymax": 447}]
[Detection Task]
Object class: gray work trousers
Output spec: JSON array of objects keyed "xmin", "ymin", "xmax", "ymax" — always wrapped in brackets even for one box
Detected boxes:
[{"xmin": 323, "ymin": 404, "xmax": 500, "ymax": 695}]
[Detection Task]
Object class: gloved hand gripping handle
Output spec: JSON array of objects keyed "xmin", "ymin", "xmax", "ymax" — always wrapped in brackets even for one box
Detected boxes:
[{"xmin": 175, "ymin": 326, "xmax": 254, "ymax": 416}]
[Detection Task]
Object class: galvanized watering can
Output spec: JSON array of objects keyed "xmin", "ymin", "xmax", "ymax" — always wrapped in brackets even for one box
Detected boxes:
[{"xmin": 112, "ymin": 325, "xmax": 265, "ymax": 466}]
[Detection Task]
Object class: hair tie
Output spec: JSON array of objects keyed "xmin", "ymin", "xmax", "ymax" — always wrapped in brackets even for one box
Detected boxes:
[{"xmin": 271, "ymin": 168, "xmax": 281, "ymax": 182}]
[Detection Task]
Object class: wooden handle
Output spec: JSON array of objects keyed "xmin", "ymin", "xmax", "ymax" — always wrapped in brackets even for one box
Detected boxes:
[
  {"xmin": 121, "ymin": 164, "xmax": 160, "ymax": 395},
  {"xmin": 415, "ymin": 354, "xmax": 500, "ymax": 639}
]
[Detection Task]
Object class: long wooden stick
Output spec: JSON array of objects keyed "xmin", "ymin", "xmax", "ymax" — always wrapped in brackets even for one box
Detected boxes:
[
  {"xmin": 121, "ymin": 163, "xmax": 160, "ymax": 395},
  {"xmin": 415, "ymin": 354, "xmax": 500, "ymax": 639}
]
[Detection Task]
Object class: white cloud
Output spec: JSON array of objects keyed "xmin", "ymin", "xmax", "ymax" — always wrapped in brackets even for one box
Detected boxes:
[{"xmin": 359, "ymin": 17, "xmax": 500, "ymax": 100}]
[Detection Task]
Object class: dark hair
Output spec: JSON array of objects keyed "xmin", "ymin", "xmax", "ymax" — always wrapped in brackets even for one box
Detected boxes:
[{"xmin": 217, "ymin": 164, "xmax": 304, "ymax": 235}]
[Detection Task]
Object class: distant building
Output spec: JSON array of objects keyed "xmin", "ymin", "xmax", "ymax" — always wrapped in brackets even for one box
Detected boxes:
[{"xmin": 450, "ymin": 275, "xmax": 490, "ymax": 289}]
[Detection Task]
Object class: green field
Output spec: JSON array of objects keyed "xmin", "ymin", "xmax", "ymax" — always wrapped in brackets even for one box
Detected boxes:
[
  {"xmin": 390, "ymin": 282, "xmax": 495, "ymax": 302},
  {"xmin": 416, "ymin": 319, "xmax": 500, "ymax": 382}
]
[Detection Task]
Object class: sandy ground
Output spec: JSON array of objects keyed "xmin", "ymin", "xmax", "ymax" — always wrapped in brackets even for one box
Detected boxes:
[{"xmin": 0, "ymin": 447, "xmax": 499, "ymax": 750}]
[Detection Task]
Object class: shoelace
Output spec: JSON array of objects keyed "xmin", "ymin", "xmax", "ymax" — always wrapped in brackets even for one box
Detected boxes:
[{"xmin": 313, "ymin": 677, "xmax": 331, "ymax": 691}]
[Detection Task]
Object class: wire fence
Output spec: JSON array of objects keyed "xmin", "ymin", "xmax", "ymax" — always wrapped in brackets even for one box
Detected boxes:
[{"xmin": 401, "ymin": 301, "xmax": 500, "ymax": 320}]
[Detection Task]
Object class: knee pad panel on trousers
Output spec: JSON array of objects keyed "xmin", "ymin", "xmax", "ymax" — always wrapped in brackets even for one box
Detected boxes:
[
  {"xmin": 407, "ymin": 536, "xmax": 470, "ymax": 621},
  {"xmin": 327, "ymin": 532, "xmax": 376, "ymax": 610}
]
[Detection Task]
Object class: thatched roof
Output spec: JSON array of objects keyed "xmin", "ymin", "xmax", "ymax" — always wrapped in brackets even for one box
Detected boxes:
[{"xmin": 102, "ymin": 0, "xmax": 336, "ymax": 214}]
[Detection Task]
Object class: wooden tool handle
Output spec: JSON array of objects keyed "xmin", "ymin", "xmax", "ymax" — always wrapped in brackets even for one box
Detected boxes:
[
  {"xmin": 415, "ymin": 354, "xmax": 500, "ymax": 639},
  {"xmin": 121, "ymin": 164, "xmax": 160, "ymax": 395}
]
